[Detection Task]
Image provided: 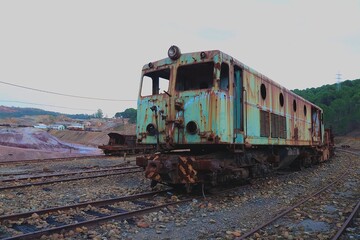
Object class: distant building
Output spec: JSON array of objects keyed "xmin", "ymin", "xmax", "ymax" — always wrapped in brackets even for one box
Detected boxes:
[
  {"xmin": 48, "ymin": 124, "xmax": 65, "ymax": 130},
  {"xmin": 33, "ymin": 124, "xmax": 48, "ymax": 129}
]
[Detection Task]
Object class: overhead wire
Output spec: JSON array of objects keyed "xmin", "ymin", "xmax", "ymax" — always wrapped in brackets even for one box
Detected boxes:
[
  {"xmin": 0, "ymin": 80, "xmax": 137, "ymax": 102},
  {"xmin": 0, "ymin": 100, "xmax": 97, "ymax": 111}
]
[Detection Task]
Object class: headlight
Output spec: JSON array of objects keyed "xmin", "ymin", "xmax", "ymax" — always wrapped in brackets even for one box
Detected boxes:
[
  {"xmin": 146, "ymin": 123, "xmax": 157, "ymax": 136},
  {"xmin": 168, "ymin": 45, "xmax": 181, "ymax": 60}
]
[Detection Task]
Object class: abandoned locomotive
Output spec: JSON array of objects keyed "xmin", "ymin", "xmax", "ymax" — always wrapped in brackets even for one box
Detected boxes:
[{"xmin": 136, "ymin": 46, "xmax": 333, "ymax": 190}]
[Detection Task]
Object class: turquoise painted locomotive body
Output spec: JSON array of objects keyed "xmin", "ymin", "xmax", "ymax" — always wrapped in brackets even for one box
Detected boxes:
[{"xmin": 136, "ymin": 49, "xmax": 324, "ymax": 149}]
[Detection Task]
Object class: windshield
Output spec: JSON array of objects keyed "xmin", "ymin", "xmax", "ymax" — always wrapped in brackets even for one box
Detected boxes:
[{"xmin": 175, "ymin": 62, "xmax": 214, "ymax": 91}]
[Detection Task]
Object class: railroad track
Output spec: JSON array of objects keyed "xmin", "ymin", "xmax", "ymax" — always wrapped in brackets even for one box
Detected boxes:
[
  {"xmin": 238, "ymin": 158, "xmax": 359, "ymax": 239},
  {"xmin": 336, "ymin": 147, "xmax": 360, "ymax": 156},
  {"xmin": 0, "ymin": 179, "xmax": 253, "ymax": 239},
  {"xmin": 0, "ymin": 189, "xmax": 190, "ymax": 240},
  {"xmin": 0, "ymin": 154, "xmax": 110, "ymax": 165},
  {"xmin": 0, "ymin": 165, "xmax": 140, "ymax": 182},
  {"xmin": 332, "ymin": 200, "xmax": 360, "ymax": 240},
  {"xmin": 0, "ymin": 166, "xmax": 142, "ymax": 191}
]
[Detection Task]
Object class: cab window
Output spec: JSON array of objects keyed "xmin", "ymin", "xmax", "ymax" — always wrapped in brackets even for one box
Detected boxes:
[{"xmin": 141, "ymin": 68, "xmax": 170, "ymax": 96}]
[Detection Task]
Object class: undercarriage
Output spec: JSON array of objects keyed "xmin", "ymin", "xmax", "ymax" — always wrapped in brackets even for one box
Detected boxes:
[{"xmin": 136, "ymin": 145, "xmax": 331, "ymax": 191}]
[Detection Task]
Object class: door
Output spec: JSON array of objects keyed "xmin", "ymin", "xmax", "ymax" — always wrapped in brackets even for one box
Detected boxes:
[
  {"xmin": 233, "ymin": 65, "xmax": 243, "ymax": 142},
  {"xmin": 311, "ymin": 107, "xmax": 321, "ymax": 143}
]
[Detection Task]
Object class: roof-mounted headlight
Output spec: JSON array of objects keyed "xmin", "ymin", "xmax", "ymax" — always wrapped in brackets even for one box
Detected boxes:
[{"xmin": 168, "ymin": 45, "xmax": 181, "ymax": 60}]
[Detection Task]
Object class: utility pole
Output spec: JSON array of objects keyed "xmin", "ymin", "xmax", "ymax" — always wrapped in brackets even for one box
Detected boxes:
[{"xmin": 336, "ymin": 72, "xmax": 342, "ymax": 91}]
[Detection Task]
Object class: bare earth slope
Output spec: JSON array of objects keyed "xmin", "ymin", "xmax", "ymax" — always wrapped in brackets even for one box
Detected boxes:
[
  {"xmin": 48, "ymin": 123, "xmax": 136, "ymax": 147},
  {"xmin": 335, "ymin": 130, "xmax": 360, "ymax": 149},
  {"xmin": 48, "ymin": 130, "xmax": 110, "ymax": 147},
  {"xmin": 0, "ymin": 127, "xmax": 102, "ymax": 162}
]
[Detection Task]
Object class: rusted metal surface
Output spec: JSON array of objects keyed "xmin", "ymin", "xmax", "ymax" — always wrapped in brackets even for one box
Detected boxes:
[
  {"xmin": 107, "ymin": 133, "xmax": 136, "ymax": 147},
  {"xmin": 137, "ymin": 153, "xmax": 250, "ymax": 185}
]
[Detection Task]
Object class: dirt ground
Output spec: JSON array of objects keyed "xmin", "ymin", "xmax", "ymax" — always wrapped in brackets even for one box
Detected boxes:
[{"xmin": 335, "ymin": 129, "xmax": 360, "ymax": 148}]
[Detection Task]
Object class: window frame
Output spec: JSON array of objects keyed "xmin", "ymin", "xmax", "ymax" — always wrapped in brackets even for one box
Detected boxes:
[
  {"xmin": 175, "ymin": 61, "xmax": 215, "ymax": 92},
  {"xmin": 140, "ymin": 67, "xmax": 171, "ymax": 97}
]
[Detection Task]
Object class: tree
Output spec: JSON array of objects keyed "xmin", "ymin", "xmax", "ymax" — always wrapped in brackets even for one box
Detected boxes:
[
  {"xmin": 114, "ymin": 108, "xmax": 137, "ymax": 123},
  {"xmin": 293, "ymin": 78, "xmax": 360, "ymax": 135},
  {"xmin": 94, "ymin": 109, "xmax": 104, "ymax": 118}
]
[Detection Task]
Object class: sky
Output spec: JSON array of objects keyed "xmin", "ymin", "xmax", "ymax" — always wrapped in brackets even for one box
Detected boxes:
[{"xmin": 0, "ymin": 0, "xmax": 359, "ymax": 117}]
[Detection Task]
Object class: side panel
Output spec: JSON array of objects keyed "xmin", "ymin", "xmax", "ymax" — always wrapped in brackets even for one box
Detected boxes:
[
  {"xmin": 244, "ymin": 71, "xmax": 260, "ymax": 139},
  {"xmin": 179, "ymin": 91, "xmax": 232, "ymax": 144},
  {"xmin": 137, "ymin": 95, "xmax": 169, "ymax": 145},
  {"xmin": 243, "ymin": 69, "xmax": 314, "ymax": 146}
]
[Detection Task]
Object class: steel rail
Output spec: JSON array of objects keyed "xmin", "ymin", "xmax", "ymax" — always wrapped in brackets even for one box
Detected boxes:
[
  {"xmin": 0, "ymin": 190, "xmax": 170, "ymax": 222},
  {"xmin": 0, "ymin": 180, "xmax": 247, "ymax": 239},
  {"xmin": 0, "ymin": 155, "xmax": 109, "ymax": 165},
  {"xmin": 331, "ymin": 199, "xmax": 360, "ymax": 240},
  {"xmin": 0, "ymin": 169, "xmax": 142, "ymax": 191},
  {"xmin": 3, "ymin": 195, "xmax": 190, "ymax": 240},
  {"xmin": 336, "ymin": 148, "xmax": 360, "ymax": 156},
  {"xmin": 238, "ymin": 171, "xmax": 349, "ymax": 239},
  {"xmin": 0, "ymin": 166, "xmax": 139, "ymax": 182}
]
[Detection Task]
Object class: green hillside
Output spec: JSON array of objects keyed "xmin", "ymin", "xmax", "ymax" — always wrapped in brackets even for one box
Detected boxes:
[
  {"xmin": 293, "ymin": 79, "xmax": 360, "ymax": 135},
  {"xmin": 0, "ymin": 106, "xmax": 92, "ymax": 120}
]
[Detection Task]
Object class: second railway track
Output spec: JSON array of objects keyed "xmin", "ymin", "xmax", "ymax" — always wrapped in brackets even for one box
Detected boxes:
[
  {"xmin": 239, "ymin": 151, "xmax": 360, "ymax": 240},
  {"xmin": 0, "ymin": 189, "xmax": 189, "ymax": 240},
  {"xmin": 0, "ymin": 166, "xmax": 142, "ymax": 191}
]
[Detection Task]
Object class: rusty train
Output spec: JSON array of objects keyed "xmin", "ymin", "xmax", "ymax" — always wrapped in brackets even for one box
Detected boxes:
[
  {"xmin": 136, "ymin": 46, "xmax": 334, "ymax": 191},
  {"xmin": 98, "ymin": 133, "xmax": 154, "ymax": 155}
]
